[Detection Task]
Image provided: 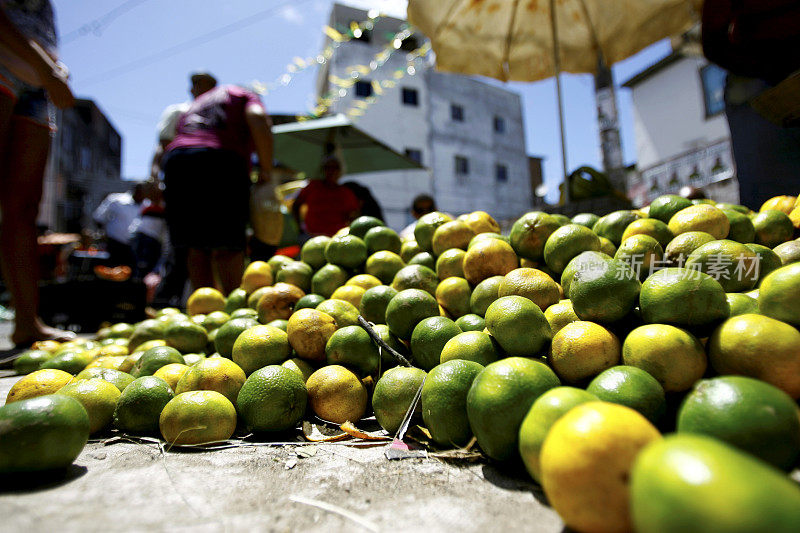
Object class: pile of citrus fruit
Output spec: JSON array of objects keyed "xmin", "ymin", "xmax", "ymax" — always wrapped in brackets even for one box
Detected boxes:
[{"xmin": 4, "ymin": 194, "xmax": 800, "ymax": 532}]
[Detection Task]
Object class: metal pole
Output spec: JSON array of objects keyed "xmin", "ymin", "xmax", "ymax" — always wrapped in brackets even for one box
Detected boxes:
[{"xmin": 550, "ymin": 0, "xmax": 569, "ymax": 203}]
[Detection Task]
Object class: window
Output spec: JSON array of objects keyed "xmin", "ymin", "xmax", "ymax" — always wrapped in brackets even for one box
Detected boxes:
[
  {"xmin": 402, "ymin": 87, "xmax": 418, "ymax": 106},
  {"xmin": 700, "ymin": 64, "xmax": 727, "ymax": 117},
  {"xmin": 493, "ymin": 116, "xmax": 505, "ymax": 133},
  {"xmin": 451, "ymin": 104, "xmax": 464, "ymax": 122},
  {"xmin": 495, "ymin": 164, "xmax": 508, "ymax": 182},
  {"xmin": 405, "ymin": 148, "xmax": 422, "ymax": 164},
  {"xmin": 355, "ymin": 80, "xmax": 373, "ymax": 98},
  {"xmin": 454, "ymin": 155, "xmax": 469, "ymax": 176}
]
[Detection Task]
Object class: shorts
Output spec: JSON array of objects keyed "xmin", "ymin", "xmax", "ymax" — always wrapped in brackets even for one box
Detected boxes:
[
  {"xmin": 163, "ymin": 147, "xmax": 251, "ymax": 251},
  {"xmin": 0, "ymin": 65, "xmax": 54, "ymax": 129}
]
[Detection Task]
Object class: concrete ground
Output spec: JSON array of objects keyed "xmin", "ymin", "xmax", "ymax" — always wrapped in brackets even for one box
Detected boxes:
[{"xmin": 0, "ymin": 323, "xmax": 564, "ymax": 533}]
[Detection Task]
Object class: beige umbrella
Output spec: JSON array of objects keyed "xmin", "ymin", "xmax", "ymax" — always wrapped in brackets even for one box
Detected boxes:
[{"xmin": 407, "ymin": 0, "xmax": 701, "ymax": 195}]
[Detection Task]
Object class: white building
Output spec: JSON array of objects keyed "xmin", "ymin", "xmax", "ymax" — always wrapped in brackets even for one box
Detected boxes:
[
  {"xmin": 622, "ymin": 51, "xmax": 739, "ymax": 206},
  {"xmin": 315, "ymin": 4, "xmax": 533, "ymax": 230}
]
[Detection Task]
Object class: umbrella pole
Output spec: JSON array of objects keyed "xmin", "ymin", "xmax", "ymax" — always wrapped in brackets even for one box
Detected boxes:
[{"xmin": 549, "ymin": 0, "xmax": 569, "ymax": 204}]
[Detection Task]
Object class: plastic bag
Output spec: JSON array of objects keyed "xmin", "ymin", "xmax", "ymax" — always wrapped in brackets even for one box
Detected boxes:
[{"xmin": 250, "ymin": 182, "xmax": 284, "ymax": 246}]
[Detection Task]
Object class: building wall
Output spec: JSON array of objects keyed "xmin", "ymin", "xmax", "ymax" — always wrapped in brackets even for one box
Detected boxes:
[{"xmin": 630, "ymin": 57, "xmax": 730, "ymax": 169}]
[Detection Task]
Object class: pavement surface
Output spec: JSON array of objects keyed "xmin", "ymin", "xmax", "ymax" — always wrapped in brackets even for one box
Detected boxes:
[{"xmin": 0, "ymin": 322, "xmax": 564, "ymax": 533}]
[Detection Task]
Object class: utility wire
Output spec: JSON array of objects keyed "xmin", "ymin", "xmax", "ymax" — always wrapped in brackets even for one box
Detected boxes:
[
  {"xmin": 61, "ymin": 0, "xmax": 151, "ymax": 44},
  {"xmin": 80, "ymin": 0, "xmax": 314, "ymax": 86}
]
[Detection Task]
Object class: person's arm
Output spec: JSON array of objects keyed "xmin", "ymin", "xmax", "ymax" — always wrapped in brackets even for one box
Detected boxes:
[
  {"xmin": 245, "ymin": 102, "xmax": 273, "ymax": 184},
  {"xmin": 292, "ymin": 188, "xmax": 307, "ymax": 229},
  {"xmin": 149, "ymin": 141, "xmax": 169, "ymax": 180},
  {"xmin": 0, "ymin": 7, "xmax": 74, "ymax": 109}
]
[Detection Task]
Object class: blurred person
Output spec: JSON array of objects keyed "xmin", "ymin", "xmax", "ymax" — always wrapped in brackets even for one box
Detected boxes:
[
  {"xmin": 292, "ymin": 156, "xmax": 359, "ymax": 237},
  {"xmin": 702, "ymin": 0, "xmax": 800, "ymax": 208},
  {"xmin": 162, "ymin": 83, "xmax": 273, "ymax": 294},
  {"xmin": 0, "ymin": 0, "xmax": 76, "ymax": 349},
  {"xmin": 93, "ymin": 183, "xmax": 146, "ymax": 267},
  {"xmin": 400, "ymin": 193, "xmax": 436, "ymax": 239},
  {"xmin": 342, "ymin": 180, "xmax": 385, "ymax": 221},
  {"xmin": 150, "ymin": 71, "xmax": 216, "ymax": 307},
  {"xmin": 130, "ymin": 181, "xmax": 168, "ymax": 280}
]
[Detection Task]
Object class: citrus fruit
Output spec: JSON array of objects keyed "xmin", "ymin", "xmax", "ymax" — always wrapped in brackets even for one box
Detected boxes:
[
  {"xmin": 363, "ymin": 225, "xmax": 401, "ymax": 255},
  {"xmin": 621, "ymin": 218, "xmax": 673, "ymax": 247},
  {"xmin": 57, "ymin": 378, "xmax": 120, "ymax": 433},
  {"xmin": 359, "ymin": 284, "xmax": 397, "ymax": 324},
  {"xmin": 306, "ymin": 365, "xmax": 368, "ymax": 424},
  {"xmin": 410, "ymin": 316, "xmax": 462, "ymax": 371},
  {"xmin": 365, "ymin": 250, "xmax": 405, "ymax": 284},
  {"xmin": 684, "ymin": 239, "xmax": 759, "ymax": 292},
  {"xmin": 461, "ymin": 211, "xmax": 500, "ymax": 234},
  {"xmin": 275, "ymin": 261, "xmax": 313, "ymax": 292},
  {"xmin": 240, "ymin": 261, "xmax": 273, "ymax": 295},
  {"xmin": 0, "ymin": 395, "xmax": 90, "ymax": 473},
  {"xmin": 266, "ymin": 318, "xmax": 287, "ymax": 331},
  {"xmin": 300, "ymin": 236, "xmax": 332, "ymax": 270},
  {"xmin": 435, "ymin": 276, "xmax": 471, "ymax": 318},
  {"xmin": 325, "ymin": 325, "xmax": 380, "ymax": 375},
  {"xmin": 752, "ymin": 209, "xmax": 794, "ymax": 248},
  {"xmin": 74, "ymin": 367, "xmax": 135, "ymax": 392},
  {"xmin": 330, "ymin": 284, "xmax": 366, "ymax": 308},
  {"xmin": 543, "ymin": 224, "xmax": 601, "ymax": 274},
  {"xmin": 421, "ymin": 359, "xmax": 484, "ymax": 447},
  {"xmin": 399, "ymin": 238, "xmax": 423, "ymax": 263},
  {"xmin": 247, "ymin": 286, "xmax": 272, "ymax": 310},
  {"xmin": 435, "ymin": 248, "xmax": 465, "ymax": 280},
  {"xmin": 431, "ymin": 220, "xmax": 476, "ymax": 256},
  {"xmin": 281, "ymin": 357, "xmax": 315, "ymax": 383},
  {"xmin": 549, "ymin": 321, "xmax": 621, "ymax": 383},
  {"xmin": 133, "ymin": 345, "xmax": 184, "ymax": 377},
  {"xmin": 231, "ymin": 324, "xmax": 290, "ymax": 375},
  {"xmin": 639, "ymin": 267, "xmax": 729, "ymax": 331},
  {"xmin": 236, "ymin": 365, "xmax": 307, "ymax": 432},
  {"xmin": 631, "ymin": 434, "xmax": 800, "ymax": 533},
  {"xmin": 213, "ymin": 316, "xmax": 258, "ymax": 358},
  {"xmin": 497, "ymin": 267, "xmax": 560, "ymax": 312},
  {"xmin": 726, "ymin": 292, "xmax": 759, "ymax": 316},
  {"xmin": 592, "ymin": 210, "xmax": 642, "ymax": 246},
  {"xmin": 295, "ymin": 293, "xmax": 325, "ymax": 311},
  {"xmin": 372, "ymin": 366, "xmax": 426, "ymax": 434},
  {"xmin": 663, "ymin": 230, "xmax": 715, "ymax": 265},
  {"xmin": 541, "ymin": 402, "xmax": 661, "ymax": 533},
  {"xmin": 598, "ymin": 236, "xmax": 617, "ymax": 257},
  {"xmin": 385, "ymin": 288, "xmax": 440, "ymax": 340},
  {"xmin": 186, "ymin": 287, "xmax": 226, "ymax": 316},
  {"xmin": 349, "ymin": 215, "xmax": 384, "ymax": 239},
  {"xmin": 202, "ymin": 311, "xmax": 230, "ymax": 332},
  {"xmin": 708, "ymin": 313, "xmax": 800, "ymax": 398},
  {"xmin": 409, "ymin": 251, "xmax": 437, "ymax": 270},
  {"xmin": 6, "ymin": 368, "xmax": 75, "ymax": 403},
  {"xmin": 414, "ymin": 211, "xmax": 453, "ymax": 252},
  {"xmin": 668, "ymin": 204, "xmax": 730, "ymax": 239},
  {"xmin": 174, "ymin": 355, "xmax": 246, "ymax": 404},
  {"xmin": 127, "ymin": 320, "xmax": 168, "ymax": 352},
  {"xmin": 760, "ymin": 195, "xmax": 796, "ymax": 214},
  {"xmin": 256, "ymin": 282, "xmax": 305, "ymax": 324},
  {"xmin": 462, "ymin": 238, "xmax": 519, "ymax": 286},
  {"xmin": 468, "ymin": 232, "xmax": 509, "ymax": 249},
  {"xmin": 614, "ymin": 234, "xmax": 664, "ymax": 280},
  {"xmin": 469, "ymin": 275, "xmax": 504, "ymax": 316},
  {"xmin": 744, "ymin": 243, "xmax": 783, "ymax": 281},
  {"xmin": 113, "ymin": 376, "xmax": 174, "ymax": 434},
  {"xmin": 287, "ymin": 308, "xmax": 337, "ymax": 362},
  {"xmin": 559, "ymin": 250, "xmax": 611, "ymax": 297},
  {"xmin": 648, "ymin": 194, "xmax": 694, "ymax": 223},
  {"xmin": 164, "ymin": 321, "xmax": 208, "ymax": 354},
  {"xmin": 677, "ymin": 375, "xmax": 800, "ymax": 470},
  {"xmin": 267, "ymin": 254, "xmax": 293, "ymax": 276},
  {"xmin": 346, "ymin": 273, "xmax": 381, "ymax": 291},
  {"xmin": 311, "ymin": 264, "xmax": 348, "ymax": 298},
  {"xmin": 543, "ymin": 299, "xmax": 579, "ymax": 335},
  {"xmin": 454, "ymin": 313, "xmax": 485, "ymax": 332},
  {"xmin": 467, "ymin": 357, "xmax": 560, "ymax": 461},
  {"xmin": 12, "ymin": 350, "xmax": 53, "ymax": 375},
  {"xmin": 509, "ymin": 211, "xmax": 561, "ymax": 261},
  {"xmin": 39, "ymin": 350, "xmax": 94, "ymax": 375},
  {"xmin": 159, "ymin": 390, "xmax": 237, "ymax": 445},
  {"xmin": 569, "ymin": 258, "xmax": 641, "ymax": 324},
  {"xmin": 587, "ymin": 366, "xmax": 666, "ymax": 423},
  {"xmin": 372, "ymin": 323, "xmax": 410, "ymax": 369},
  {"xmin": 391, "ymin": 264, "xmax": 438, "ymax": 296},
  {"xmin": 571, "ymin": 212, "xmax": 600, "ymax": 228},
  {"xmin": 316, "ymin": 298, "xmax": 359, "ymax": 327},
  {"xmin": 721, "ymin": 208, "xmax": 756, "ymax": 243},
  {"xmin": 518, "ymin": 386, "xmax": 598, "ymax": 482},
  {"xmin": 439, "ymin": 330, "xmax": 501, "ymax": 366},
  {"xmin": 152, "ymin": 363, "xmax": 190, "ymax": 390},
  {"xmin": 621, "ymin": 324, "xmax": 706, "ymax": 392},
  {"xmin": 773, "ymin": 240, "xmax": 800, "ymax": 265},
  {"xmin": 758, "ymin": 262, "xmax": 800, "ymax": 325},
  {"xmin": 485, "ymin": 296, "xmax": 551, "ymax": 356},
  {"xmin": 182, "ymin": 353, "xmax": 205, "ymax": 366}
]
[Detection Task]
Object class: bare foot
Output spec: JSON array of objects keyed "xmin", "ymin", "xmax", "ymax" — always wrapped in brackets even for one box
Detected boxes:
[{"xmin": 12, "ymin": 318, "xmax": 76, "ymax": 347}]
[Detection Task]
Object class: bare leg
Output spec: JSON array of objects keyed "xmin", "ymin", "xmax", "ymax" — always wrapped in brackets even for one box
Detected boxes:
[
  {"xmin": 187, "ymin": 247, "xmax": 215, "ymax": 291},
  {"xmin": 0, "ymin": 109, "xmax": 73, "ymax": 345},
  {"xmin": 212, "ymin": 249, "xmax": 244, "ymax": 295}
]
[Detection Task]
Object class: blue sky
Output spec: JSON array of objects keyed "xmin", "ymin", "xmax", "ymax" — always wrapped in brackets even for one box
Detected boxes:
[{"xmin": 52, "ymin": 0, "xmax": 671, "ymax": 203}]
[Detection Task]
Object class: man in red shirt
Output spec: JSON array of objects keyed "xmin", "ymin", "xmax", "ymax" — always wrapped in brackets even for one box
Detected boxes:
[{"xmin": 292, "ymin": 156, "xmax": 359, "ymax": 237}]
